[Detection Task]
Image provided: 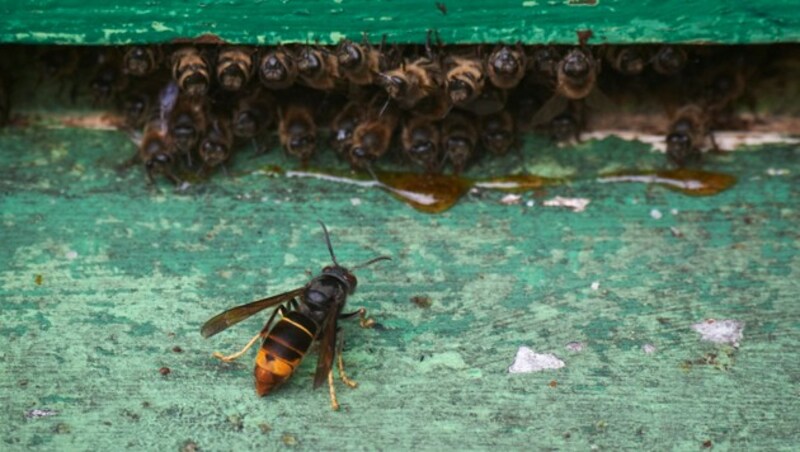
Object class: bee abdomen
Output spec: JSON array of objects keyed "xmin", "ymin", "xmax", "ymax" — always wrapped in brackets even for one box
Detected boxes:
[{"xmin": 254, "ymin": 312, "xmax": 317, "ymax": 396}]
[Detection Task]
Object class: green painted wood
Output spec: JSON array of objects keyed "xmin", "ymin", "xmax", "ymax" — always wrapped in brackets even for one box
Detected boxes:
[
  {"xmin": 2, "ymin": 0, "xmax": 800, "ymax": 45},
  {"xmin": 1, "ymin": 106, "xmax": 799, "ymax": 449}
]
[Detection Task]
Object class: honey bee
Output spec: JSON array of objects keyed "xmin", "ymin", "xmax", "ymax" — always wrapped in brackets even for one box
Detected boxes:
[
  {"xmin": 122, "ymin": 46, "xmax": 163, "ymax": 77},
  {"xmin": 336, "ymin": 35, "xmax": 385, "ymax": 86},
  {"xmin": 486, "ymin": 43, "xmax": 526, "ymax": 89},
  {"xmin": 278, "ymin": 102, "xmax": 317, "ymax": 164},
  {"xmin": 330, "ymin": 100, "xmax": 365, "ymax": 158},
  {"xmin": 38, "ymin": 47, "xmax": 79, "ymax": 80},
  {"xmin": 529, "ymin": 45, "xmax": 561, "ymax": 82},
  {"xmin": 376, "ymin": 58, "xmax": 442, "ymax": 110},
  {"xmin": 89, "ymin": 50, "xmax": 127, "ymax": 104},
  {"xmin": 441, "ymin": 111, "xmax": 479, "ymax": 174},
  {"xmin": 444, "ymin": 53, "xmax": 485, "ymax": 107},
  {"xmin": 376, "ymin": 33, "xmax": 442, "ymax": 110},
  {"xmin": 549, "ymin": 109, "xmax": 583, "ymax": 145},
  {"xmin": 198, "ymin": 117, "xmax": 234, "ymax": 174},
  {"xmin": 530, "ymin": 47, "xmax": 604, "ymax": 126},
  {"xmin": 169, "ymin": 95, "xmax": 208, "ymax": 166},
  {"xmin": 171, "ymin": 47, "xmax": 210, "ymax": 96},
  {"xmin": 348, "ymin": 98, "xmax": 400, "ymax": 169},
  {"xmin": 665, "ymin": 104, "xmax": 715, "ymax": 167},
  {"xmin": 699, "ymin": 58, "xmax": 754, "ymax": 129},
  {"xmin": 295, "ymin": 45, "xmax": 340, "ymax": 91},
  {"xmin": 652, "ymin": 45, "xmax": 687, "ymax": 76},
  {"xmin": 137, "ymin": 82, "xmax": 181, "ymax": 184},
  {"xmin": 201, "ymin": 222, "xmax": 390, "ymax": 410},
  {"xmin": 258, "ymin": 46, "xmax": 298, "ymax": 90},
  {"xmin": 216, "ymin": 46, "xmax": 256, "ymax": 92},
  {"xmin": 121, "ymin": 91, "xmax": 151, "ymax": 130},
  {"xmin": 605, "ymin": 46, "xmax": 646, "ymax": 76},
  {"xmin": 231, "ymin": 88, "xmax": 276, "ymax": 153},
  {"xmin": 401, "ymin": 115, "xmax": 442, "ymax": 173},
  {"xmin": 555, "ymin": 48, "xmax": 600, "ymax": 100},
  {"xmin": 480, "ymin": 111, "xmax": 515, "ymax": 155}
]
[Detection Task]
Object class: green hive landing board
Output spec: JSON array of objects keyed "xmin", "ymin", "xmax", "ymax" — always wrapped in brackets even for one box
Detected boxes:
[
  {"xmin": 2, "ymin": 0, "xmax": 800, "ymax": 44},
  {"xmin": 1, "ymin": 122, "xmax": 799, "ymax": 449}
]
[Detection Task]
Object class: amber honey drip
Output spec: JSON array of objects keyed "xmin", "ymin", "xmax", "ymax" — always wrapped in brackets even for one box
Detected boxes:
[
  {"xmin": 374, "ymin": 171, "xmax": 473, "ymax": 214},
  {"xmin": 599, "ymin": 169, "xmax": 737, "ymax": 196},
  {"xmin": 282, "ymin": 166, "xmax": 735, "ymax": 213}
]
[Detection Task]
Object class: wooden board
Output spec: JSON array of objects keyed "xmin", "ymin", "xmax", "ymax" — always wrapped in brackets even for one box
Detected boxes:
[
  {"xmin": 2, "ymin": 0, "xmax": 800, "ymax": 45},
  {"xmin": 1, "ymin": 105, "xmax": 799, "ymax": 449}
]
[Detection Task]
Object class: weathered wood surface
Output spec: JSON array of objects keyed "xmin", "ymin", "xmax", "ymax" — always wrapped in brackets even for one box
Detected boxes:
[
  {"xmin": 2, "ymin": 0, "xmax": 800, "ymax": 45},
  {"xmin": 1, "ymin": 107, "xmax": 798, "ymax": 450}
]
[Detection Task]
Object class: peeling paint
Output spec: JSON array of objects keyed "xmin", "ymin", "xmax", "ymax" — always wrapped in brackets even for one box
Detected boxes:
[
  {"xmin": 692, "ymin": 319, "xmax": 744, "ymax": 347},
  {"xmin": 508, "ymin": 347, "xmax": 565, "ymax": 373}
]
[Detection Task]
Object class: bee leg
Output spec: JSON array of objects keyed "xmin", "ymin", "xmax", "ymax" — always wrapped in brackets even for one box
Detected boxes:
[
  {"xmin": 708, "ymin": 130, "xmax": 721, "ymax": 154},
  {"xmin": 327, "ymin": 369, "xmax": 340, "ymax": 411},
  {"xmin": 116, "ymin": 152, "xmax": 139, "ymax": 172},
  {"xmin": 145, "ymin": 166, "xmax": 156, "ymax": 185},
  {"xmin": 336, "ymin": 331, "xmax": 358, "ymax": 388}
]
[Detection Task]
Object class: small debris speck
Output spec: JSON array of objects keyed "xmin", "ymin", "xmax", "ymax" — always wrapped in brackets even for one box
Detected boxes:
[
  {"xmin": 172, "ymin": 346, "xmax": 183, "ymax": 353},
  {"xmin": 65, "ymin": 250, "xmax": 78, "ymax": 260},
  {"xmin": 159, "ymin": 367, "xmax": 171, "ymax": 376},
  {"xmin": 501, "ymin": 194, "xmax": 522, "ymax": 205},
  {"xmin": 508, "ymin": 347, "xmax": 565, "ymax": 373},
  {"xmin": 692, "ymin": 319, "xmax": 744, "ymax": 347},
  {"xmin": 410, "ymin": 295, "xmax": 432, "ymax": 308},
  {"xmin": 526, "ymin": 200, "xmax": 535, "ymax": 207},
  {"xmin": 25, "ymin": 409, "xmax": 58, "ymax": 419},
  {"xmin": 565, "ymin": 341, "xmax": 584, "ymax": 352},
  {"xmin": 590, "ymin": 281, "xmax": 600, "ymax": 291},
  {"xmin": 670, "ymin": 208, "xmax": 679, "ymax": 215},
  {"xmin": 642, "ymin": 343, "xmax": 657, "ymax": 354},
  {"xmin": 543, "ymin": 197, "xmax": 590, "ymax": 212},
  {"xmin": 282, "ymin": 434, "xmax": 298, "ymax": 446},
  {"xmin": 766, "ymin": 168, "xmax": 789, "ymax": 176},
  {"xmin": 350, "ymin": 197, "xmax": 362, "ymax": 206},
  {"xmin": 34, "ymin": 274, "xmax": 43, "ymax": 285},
  {"xmin": 670, "ymin": 226, "xmax": 683, "ymax": 238},
  {"xmin": 650, "ymin": 208, "xmax": 663, "ymax": 220}
]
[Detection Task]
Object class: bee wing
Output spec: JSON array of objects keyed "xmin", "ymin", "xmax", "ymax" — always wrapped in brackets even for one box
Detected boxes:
[
  {"xmin": 584, "ymin": 88, "xmax": 614, "ymax": 112},
  {"xmin": 200, "ymin": 288, "xmax": 305, "ymax": 338},
  {"xmin": 313, "ymin": 303, "xmax": 343, "ymax": 389},
  {"xmin": 530, "ymin": 94, "xmax": 568, "ymax": 126}
]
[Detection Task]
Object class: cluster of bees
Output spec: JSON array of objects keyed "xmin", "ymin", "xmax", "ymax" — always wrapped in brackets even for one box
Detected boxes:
[{"xmin": 1, "ymin": 35, "xmax": 766, "ymax": 183}]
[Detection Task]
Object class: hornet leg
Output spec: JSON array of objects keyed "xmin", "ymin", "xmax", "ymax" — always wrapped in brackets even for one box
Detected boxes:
[
  {"xmin": 212, "ymin": 332, "xmax": 261, "ymax": 363},
  {"xmin": 339, "ymin": 307, "xmax": 374, "ymax": 328},
  {"xmin": 336, "ymin": 329, "xmax": 358, "ymax": 388},
  {"xmin": 327, "ymin": 369, "xmax": 340, "ymax": 411},
  {"xmin": 211, "ymin": 305, "xmax": 288, "ymax": 362}
]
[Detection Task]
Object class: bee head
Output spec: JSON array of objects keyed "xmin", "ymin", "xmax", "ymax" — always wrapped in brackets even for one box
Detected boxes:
[
  {"xmin": 491, "ymin": 46, "xmax": 521, "ymax": 75},
  {"xmin": 447, "ymin": 78, "xmax": 473, "ymax": 104},
  {"xmin": 337, "ymin": 41, "xmax": 363, "ymax": 69},
  {"xmin": 562, "ymin": 50, "xmax": 591, "ymax": 79}
]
